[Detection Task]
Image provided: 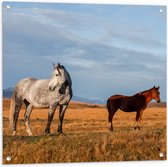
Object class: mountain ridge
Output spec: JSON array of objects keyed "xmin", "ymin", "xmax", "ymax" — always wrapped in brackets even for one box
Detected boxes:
[{"xmin": 3, "ymin": 87, "xmax": 105, "ymax": 104}]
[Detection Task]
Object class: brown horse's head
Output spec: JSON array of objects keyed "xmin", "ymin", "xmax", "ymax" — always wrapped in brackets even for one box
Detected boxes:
[{"xmin": 152, "ymin": 86, "xmax": 161, "ymax": 103}]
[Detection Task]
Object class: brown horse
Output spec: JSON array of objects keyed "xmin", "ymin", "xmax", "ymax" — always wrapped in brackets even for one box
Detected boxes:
[{"xmin": 107, "ymin": 86, "xmax": 161, "ymax": 131}]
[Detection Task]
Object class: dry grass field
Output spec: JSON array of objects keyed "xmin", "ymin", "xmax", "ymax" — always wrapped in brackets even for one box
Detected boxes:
[{"xmin": 3, "ymin": 98, "xmax": 166, "ymax": 164}]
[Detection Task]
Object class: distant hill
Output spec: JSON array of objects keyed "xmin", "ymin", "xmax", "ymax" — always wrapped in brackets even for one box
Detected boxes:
[
  {"xmin": 3, "ymin": 87, "xmax": 14, "ymax": 98},
  {"xmin": 3, "ymin": 87, "xmax": 105, "ymax": 104},
  {"xmin": 147, "ymin": 102, "xmax": 166, "ymax": 108},
  {"xmin": 72, "ymin": 95, "xmax": 105, "ymax": 104}
]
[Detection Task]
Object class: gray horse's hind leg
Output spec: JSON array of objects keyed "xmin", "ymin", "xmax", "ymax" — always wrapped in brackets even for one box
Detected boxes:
[
  {"xmin": 58, "ymin": 104, "xmax": 68, "ymax": 134},
  {"xmin": 45, "ymin": 104, "xmax": 57, "ymax": 134},
  {"xmin": 24, "ymin": 100, "xmax": 33, "ymax": 136},
  {"xmin": 13, "ymin": 102, "xmax": 23, "ymax": 136}
]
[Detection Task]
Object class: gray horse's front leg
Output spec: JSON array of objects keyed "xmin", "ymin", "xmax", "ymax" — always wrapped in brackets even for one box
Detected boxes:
[
  {"xmin": 58, "ymin": 104, "xmax": 68, "ymax": 134},
  {"xmin": 45, "ymin": 105, "xmax": 57, "ymax": 134}
]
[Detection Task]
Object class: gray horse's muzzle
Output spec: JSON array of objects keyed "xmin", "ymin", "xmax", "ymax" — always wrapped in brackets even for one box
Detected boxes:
[{"xmin": 49, "ymin": 86, "xmax": 56, "ymax": 91}]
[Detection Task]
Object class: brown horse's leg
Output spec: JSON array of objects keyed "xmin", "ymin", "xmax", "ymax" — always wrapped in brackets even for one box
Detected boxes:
[
  {"xmin": 137, "ymin": 110, "xmax": 144, "ymax": 130},
  {"xmin": 139, "ymin": 110, "xmax": 144, "ymax": 121},
  {"xmin": 134, "ymin": 111, "xmax": 140, "ymax": 130},
  {"xmin": 134, "ymin": 110, "xmax": 144, "ymax": 130},
  {"xmin": 110, "ymin": 109, "xmax": 118, "ymax": 131},
  {"xmin": 107, "ymin": 99, "xmax": 118, "ymax": 131}
]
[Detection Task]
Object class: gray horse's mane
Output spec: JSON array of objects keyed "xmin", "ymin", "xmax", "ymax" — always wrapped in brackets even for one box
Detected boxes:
[{"xmin": 58, "ymin": 65, "xmax": 72, "ymax": 94}]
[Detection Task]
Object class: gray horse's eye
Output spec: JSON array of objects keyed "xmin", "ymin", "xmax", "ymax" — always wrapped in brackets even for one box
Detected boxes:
[{"xmin": 56, "ymin": 74, "xmax": 59, "ymax": 76}]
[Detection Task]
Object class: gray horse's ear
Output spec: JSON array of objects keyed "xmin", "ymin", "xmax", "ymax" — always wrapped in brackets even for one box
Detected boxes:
[
  {"xmin": 57, "ymin": 63, "xmax": 61, "ymax": 75},
  {"xmin": 58, "ymin": 63, "xmax": 61, "ymax": 69},
  {"xmin": 52, "ymin": 63, "xmax": 56, "ymax": 69}
]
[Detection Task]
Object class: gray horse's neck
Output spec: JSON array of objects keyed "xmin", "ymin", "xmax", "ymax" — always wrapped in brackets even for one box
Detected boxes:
[{"xmin": 59, "ymin": 80, "xmax": 70, "ymax": 94}]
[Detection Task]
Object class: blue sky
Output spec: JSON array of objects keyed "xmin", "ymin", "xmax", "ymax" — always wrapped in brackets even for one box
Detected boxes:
[{"xmin": 2, "ymin": 2, "xmax": 166, "ymax": 101}]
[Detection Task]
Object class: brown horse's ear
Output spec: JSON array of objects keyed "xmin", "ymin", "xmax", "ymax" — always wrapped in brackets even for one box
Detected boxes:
[
  {"xmin": 52, "ymin": 63, "xmax": 56, "ymax": 69},
  {"xmin": 154, "ymin": 86, "xmax": 160, "ymax": 90}
]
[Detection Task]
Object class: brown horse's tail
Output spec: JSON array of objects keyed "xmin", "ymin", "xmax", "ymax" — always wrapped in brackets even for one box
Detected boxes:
[
  {"xmin": 9, "ymin": 95, "xmax": 16, "ymax": 131},
  {"xmin": 106, "ymin": 99, "xmax": 112, "ymax": 122}
]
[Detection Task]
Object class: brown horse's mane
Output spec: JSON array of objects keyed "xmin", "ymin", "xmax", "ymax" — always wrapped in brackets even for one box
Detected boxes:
[{"xmin": 134, "ymin": 87, "xmax": 154, "ymax": 96}]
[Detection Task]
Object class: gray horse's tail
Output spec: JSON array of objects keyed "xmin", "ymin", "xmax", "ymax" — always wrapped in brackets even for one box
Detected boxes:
[{"xmin": 9, "ymin": 95, "xmax": 16, "ymax": 130}]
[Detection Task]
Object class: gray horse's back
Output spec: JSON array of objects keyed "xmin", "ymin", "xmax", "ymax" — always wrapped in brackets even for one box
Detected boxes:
[
  {"xmin": 14, "ymin": 78, "xmax": 38, "ymax": 98},
  {"xmin": 14, "ymin": 78, "xmax": 51, "ymax": 107}
]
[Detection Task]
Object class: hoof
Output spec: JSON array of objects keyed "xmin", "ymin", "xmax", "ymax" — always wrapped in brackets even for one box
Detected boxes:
[
  {"xmin": 28, "ymin": 132, "xmax": 33, "ymax": 136},
  {"xmin": 12, "ymin": 131, "xmax": 16, "ymax": 136},
  {"xmin": 45, "ymin": 132, "xmax": 51, "ymax": 136},
  {"xmin": 26, "ymin": 129, "xmax": 33, "ymax": 136},
  {"xmin": 45, "ymin": 128, "xmax": 50, "ymax": 135},
  {"xmin": 58, "ymin": 131, "xmax": 63, "ymax": 135},
  {"xmin": 134, "ymin": 127, "xmax": 140, "ymax": 130},
  {"xmin": 58, "ymin": 132, "xmax": 66, "ymax": 136},
  {"xmin": 45, "ymin": 130, "xmax": 50, "ymax": 135},
  {"xmin": 109, "ymin": 127, "xmax": 113, "ymax": 131},
  {"xmin": 58, "ymin": 129, "xmax": 63, "ymax": 134}
]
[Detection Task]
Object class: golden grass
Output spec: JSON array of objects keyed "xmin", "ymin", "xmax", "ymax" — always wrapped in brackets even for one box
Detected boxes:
[{"xmin": 3, "ymin": 99, "xmax": 166, "ymax": 164}]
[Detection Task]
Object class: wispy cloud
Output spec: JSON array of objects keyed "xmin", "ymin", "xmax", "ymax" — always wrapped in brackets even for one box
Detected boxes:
[{"xmin": 2, "ymin": 3, "xmax": 166, "ymax": 100}]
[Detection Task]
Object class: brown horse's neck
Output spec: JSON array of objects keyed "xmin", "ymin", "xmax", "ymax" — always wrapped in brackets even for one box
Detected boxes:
[{"xmin": 142, "ymin": 91, "xmax": 153, "ymax": 105}]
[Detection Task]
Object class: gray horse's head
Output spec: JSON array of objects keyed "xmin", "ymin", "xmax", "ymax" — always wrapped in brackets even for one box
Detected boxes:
[{"xmin": 48, "ymin": 63, "xmax": 67, "ymax": 91}]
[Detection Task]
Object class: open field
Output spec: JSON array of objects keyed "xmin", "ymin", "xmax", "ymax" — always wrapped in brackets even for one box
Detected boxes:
[{"xmin": 3, "ymin": 99, "xmax": 166, "ymax": 164}]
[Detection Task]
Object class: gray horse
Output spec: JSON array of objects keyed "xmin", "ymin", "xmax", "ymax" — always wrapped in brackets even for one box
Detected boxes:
[{"xmin": 9, "ymin": 63, "xmax": 72, "ymax": 136}]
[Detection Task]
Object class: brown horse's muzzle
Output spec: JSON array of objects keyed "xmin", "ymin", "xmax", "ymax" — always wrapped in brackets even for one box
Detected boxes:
[{"xmin": 157, "ymin": 98, "xmax": 161, "ymax": 103}]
